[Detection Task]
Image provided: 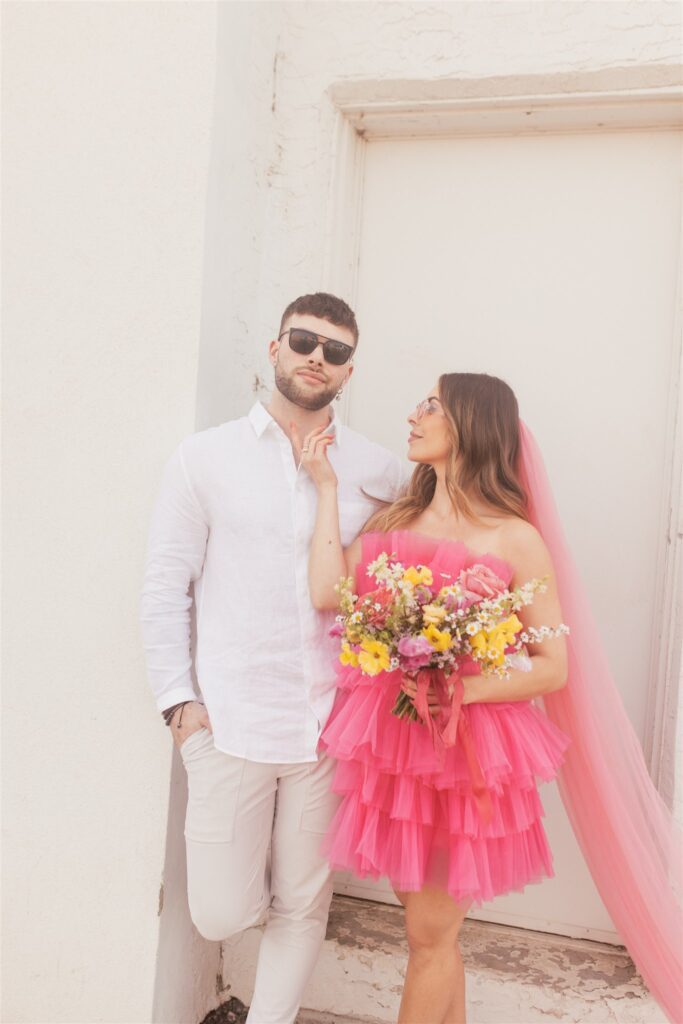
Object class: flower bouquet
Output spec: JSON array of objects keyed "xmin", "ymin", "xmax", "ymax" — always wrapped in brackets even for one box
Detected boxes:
[{"xmin": 331, "ymin": 551, "xmax": 569, "ymax": 724}]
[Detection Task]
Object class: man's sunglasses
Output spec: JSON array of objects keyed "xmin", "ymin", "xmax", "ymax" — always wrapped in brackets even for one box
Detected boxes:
[{"xmin": 279, "ymin": 327, "xmax": 355, "ymax": 366}]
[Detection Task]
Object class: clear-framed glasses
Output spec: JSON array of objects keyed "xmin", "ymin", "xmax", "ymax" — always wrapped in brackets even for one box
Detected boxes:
[{"xmin": 414, "ymin": 397, "xmax": 442, "ymax": 420}]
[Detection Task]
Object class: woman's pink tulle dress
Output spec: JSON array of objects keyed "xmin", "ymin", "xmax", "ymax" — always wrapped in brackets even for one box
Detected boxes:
[{"xmin": 318, "ymin": 529, "xmax": 572, "ymax": 907}]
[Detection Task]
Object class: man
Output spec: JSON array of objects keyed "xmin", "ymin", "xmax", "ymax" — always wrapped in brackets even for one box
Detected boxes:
[{"xmin": 140, "ymin": 292, "xmax": 406, "ymax": 1024}]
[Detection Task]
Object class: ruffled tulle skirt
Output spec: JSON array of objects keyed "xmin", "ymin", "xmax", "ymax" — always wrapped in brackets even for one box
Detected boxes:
[{"xmin": 318, "ymin": 666, "xmax": 571, "ymax": 906}]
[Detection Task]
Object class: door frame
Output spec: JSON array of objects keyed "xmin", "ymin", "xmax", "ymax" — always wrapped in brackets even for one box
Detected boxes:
[{"xmin": 321, "ymin": 68, "xmax": 683, "ymax": 939}]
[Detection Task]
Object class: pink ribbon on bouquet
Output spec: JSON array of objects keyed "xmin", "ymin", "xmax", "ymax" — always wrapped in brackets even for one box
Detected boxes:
[{"xmin": 414, "ymin": 668, "xmax": 493, "ymax": 826}]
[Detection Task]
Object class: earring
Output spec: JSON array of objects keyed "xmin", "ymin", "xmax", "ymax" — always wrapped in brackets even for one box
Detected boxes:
[{"xmin": 335, "ymin": 388, "xmax": 343, "ymax": 402}]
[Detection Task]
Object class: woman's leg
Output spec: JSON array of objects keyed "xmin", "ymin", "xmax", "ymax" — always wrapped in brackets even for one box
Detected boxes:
[
  {"xmin": 442, "ymin": 943, "xmax": 467, "ymax": 1024},
  {"xmin": 394, "ymin": 884, "xmax": 471, "ymax": 1024}
]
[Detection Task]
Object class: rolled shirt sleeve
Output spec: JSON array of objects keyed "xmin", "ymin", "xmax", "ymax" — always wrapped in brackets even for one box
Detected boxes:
[{"xmin": 140, "ymin": 442, "xmax": 209, "ymax": 712}]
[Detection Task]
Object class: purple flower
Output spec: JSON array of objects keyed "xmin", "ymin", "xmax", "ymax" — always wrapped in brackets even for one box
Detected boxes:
[
  {"xmin": 397, "ymin": 634, "xmax": 433, "ymax": 672},
  {"xmin": 415, "ymin": 586, "xmax": 433, "ymax": 605}
]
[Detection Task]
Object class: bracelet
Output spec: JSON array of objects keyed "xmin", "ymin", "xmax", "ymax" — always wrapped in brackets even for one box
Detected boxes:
[{"xmin": 162, "ymin": 701, "xmax": 191, "ymax": 727}]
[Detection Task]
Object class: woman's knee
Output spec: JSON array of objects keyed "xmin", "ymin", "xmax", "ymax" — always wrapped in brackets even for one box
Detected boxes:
[
  {"xmin": 405, "ymin": 917, "xmax": 462, "ymax": 957},
  {"xmin": 404, "ymin": 892, "xmax": 468, "ymax": 956}
]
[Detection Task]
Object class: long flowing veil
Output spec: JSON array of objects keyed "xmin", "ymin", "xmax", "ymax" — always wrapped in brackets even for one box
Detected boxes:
[{"xmin": 518, "ymin": 419, "xmax": 683, "ymax": 1023}]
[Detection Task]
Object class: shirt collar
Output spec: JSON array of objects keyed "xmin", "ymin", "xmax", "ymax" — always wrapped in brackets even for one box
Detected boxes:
[
  {"xmin": 247, "ymin": 400, "xmax": 275, "ymax": 439},
  {"xmin": 248, "ymin": 400, "xmax": 343, "ymax": 447}
]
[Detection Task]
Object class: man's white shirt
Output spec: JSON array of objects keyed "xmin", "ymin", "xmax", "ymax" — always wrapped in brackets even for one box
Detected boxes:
[{"xmin": 140, "ymin": 400, "xmax": 408, "ymax": 763}]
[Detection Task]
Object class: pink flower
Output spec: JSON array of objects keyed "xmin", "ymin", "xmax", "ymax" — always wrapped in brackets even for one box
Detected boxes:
[
  {"xmin": 415, "ymin": 586, "xmax": 433, "ymax": 605},
  {"xmin": 459, "ymin": 564, "xmax": 507, "ymax": 603},
  {"xmin": 328, "ymin": 621, "xmax": 344, "ymax": 638},
  {"xmin": 397, "ymin": 634, "xmax": 434, "ymax": 672}
]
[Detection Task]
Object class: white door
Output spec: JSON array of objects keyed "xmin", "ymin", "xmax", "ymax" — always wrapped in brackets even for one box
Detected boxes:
[{"xmin": 333, "ymin": 129, "xmax": 682, "ymax": 943}]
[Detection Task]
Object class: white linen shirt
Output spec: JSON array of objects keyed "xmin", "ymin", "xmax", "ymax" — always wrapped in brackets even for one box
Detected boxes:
[{"xmin": 140, "ymin": 400, "xmax": 407, "ymax": 763}]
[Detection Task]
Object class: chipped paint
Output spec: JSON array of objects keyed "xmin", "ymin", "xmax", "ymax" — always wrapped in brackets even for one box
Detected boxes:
[{"xmin": 222, "ymin": 895, "xmax": 667, "ymax": 1023}]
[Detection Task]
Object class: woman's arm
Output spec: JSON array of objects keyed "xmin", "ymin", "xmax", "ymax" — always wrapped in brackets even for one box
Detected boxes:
[
  {"xmin": 463, "ymin": 520, "xmax": 568, "ymax": 704},
  {"xmin": 292, "ymin": 422, "xmax": 363, "ymax": 610},
  {"xmin": 309, "ymin": 489, "xmax": 363, "ymax": 609},
  {"xmin": 308, "ymin": 480, "xmax": 361, "ymax": 609}
]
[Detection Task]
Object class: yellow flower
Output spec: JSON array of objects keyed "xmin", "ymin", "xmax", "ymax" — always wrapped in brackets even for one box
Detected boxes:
[
  {"xmin": 470, "ymin": 630, "xmax": 488, "ymax": 656},
  {"xmin": 489, "ymin": 647, "xmax": 507, "ymax": 667},
  {"xmin": 358, "ymin": 639, "xmax": 391, "ymax": 676},
  {"xmin": 403, "ymin": 565, "xmax": 434, "ymax": 587},
  {"xmin": 422, "ymin": 623, "xmax": 452, "ymax": 652},
  {"xmin": 422, "ymin": 603, "xmax": 448, "ymax": 626},
  {"xmin": 339, "ymin": 643, "xmax": 359, "ymax": 668},
  {"xmin": 470, "ymin": 630, "xmax": 505, "ymax": 667},
  {"xmin": 489, "ymin": 614, "xmax": 524, "ymax": 648},
  {"xmin": 469, "ymin": 615, "xmax": 523, "ymax": 667}
]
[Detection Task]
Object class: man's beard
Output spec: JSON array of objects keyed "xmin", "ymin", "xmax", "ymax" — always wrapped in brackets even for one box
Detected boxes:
[{"xmin": 274, "ymin": 364, "xmax": 338, "ymax": 412}]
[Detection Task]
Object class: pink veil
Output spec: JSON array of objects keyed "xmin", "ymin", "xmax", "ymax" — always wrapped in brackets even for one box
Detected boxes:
[{"xmin": 518, "ymin": 419, "xmax": 683, "ymax": 1023}]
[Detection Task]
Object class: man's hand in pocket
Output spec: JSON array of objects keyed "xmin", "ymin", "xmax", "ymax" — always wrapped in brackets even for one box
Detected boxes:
[{"xmin": 170, "ymin": 701, "xmax": 212, "ymax": 749}]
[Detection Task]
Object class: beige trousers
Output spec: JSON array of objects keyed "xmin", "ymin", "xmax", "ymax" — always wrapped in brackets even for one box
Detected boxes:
[{"xmin": 180, "ymin": 727, "xmax": 341, "ymax": 1024}]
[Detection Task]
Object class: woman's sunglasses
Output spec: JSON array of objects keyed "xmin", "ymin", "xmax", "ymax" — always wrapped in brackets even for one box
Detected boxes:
[{"xmin": 279, "ymin": 327, "xmax": 355, "ymax": 366}]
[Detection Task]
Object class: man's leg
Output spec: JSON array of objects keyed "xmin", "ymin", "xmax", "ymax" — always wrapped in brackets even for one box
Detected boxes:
[
  {"xmin": 246, "ymin": 751, "xmax": 340, "ymax": 1024},
  {"xmin": 182, "ymin": 728, "xmax": 277, "ymax": 941}
]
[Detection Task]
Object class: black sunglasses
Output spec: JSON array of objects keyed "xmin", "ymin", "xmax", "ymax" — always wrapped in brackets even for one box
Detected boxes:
[{"xmin": 279, "ymin": 327, "xmax": 355, "ymax": 366}]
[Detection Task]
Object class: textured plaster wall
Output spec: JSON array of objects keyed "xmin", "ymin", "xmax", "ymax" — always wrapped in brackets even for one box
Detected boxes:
[
  {"xmin": 3, "ymin": 3, "xmax": 218, "ymax": 1021},
  {"xmin": 195, "ymin": 2, "xmax": 287, "ymax": 430}
]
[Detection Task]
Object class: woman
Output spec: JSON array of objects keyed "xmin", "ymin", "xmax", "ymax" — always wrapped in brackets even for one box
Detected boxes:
[{"xmin": 298, "ymin": 372, "xmax": 571, "ymax": 1024}]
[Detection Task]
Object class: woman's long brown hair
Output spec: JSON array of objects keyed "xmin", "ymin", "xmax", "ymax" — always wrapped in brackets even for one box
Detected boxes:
[{"xmin": 362, "ymin": 372, "xmax": 529, "ymax": 534}]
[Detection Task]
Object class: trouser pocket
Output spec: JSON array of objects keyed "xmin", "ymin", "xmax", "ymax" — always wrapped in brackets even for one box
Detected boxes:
[{"xmin": 184, "ymin": 738, "xmax": 247, "ymax": 844}]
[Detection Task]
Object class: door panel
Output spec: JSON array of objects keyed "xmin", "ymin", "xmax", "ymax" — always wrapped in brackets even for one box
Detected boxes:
[{"xmin": 334, "ymin": 130, "xmax": 681, "ymax": 940}]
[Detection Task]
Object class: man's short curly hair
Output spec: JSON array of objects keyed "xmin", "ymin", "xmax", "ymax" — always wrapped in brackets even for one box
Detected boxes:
[{"xmin": 279, "ymin": 292, "xmax": 359, "ymax": 348}]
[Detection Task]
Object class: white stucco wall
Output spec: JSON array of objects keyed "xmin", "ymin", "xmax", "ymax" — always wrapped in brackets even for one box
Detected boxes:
[
  {"xmin": 196, "ymin": 1, "xmax": 286, "ymax": 431},
  {"xmin": 3, "ymin": 3, "xmax": 218, "ymax": 1021}
]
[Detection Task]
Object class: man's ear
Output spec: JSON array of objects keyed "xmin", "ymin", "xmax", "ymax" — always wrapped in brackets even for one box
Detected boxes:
[
  {"xmin": 268, "ymin": 338, "xmax": 279, "ymax": 366},
  {"xmin": 345, "ymin": 362, "xmax": 355, "ymax": 384}
]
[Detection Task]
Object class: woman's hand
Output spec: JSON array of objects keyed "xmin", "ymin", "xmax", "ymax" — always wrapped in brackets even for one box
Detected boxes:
[
  {"xmin": 291, "ymin": 422, "xmax": 338, "ymax": 489},
  {"xmin": 460, "ymin": 676, "xmax": 475, "ymax": 705},
  {"xmin": 400, "ymin": 673, "xmax": 441, "ymax": 718},
  {"xmin": 401, "ymin": 672, "xmax": 476, "ymax": 715}
]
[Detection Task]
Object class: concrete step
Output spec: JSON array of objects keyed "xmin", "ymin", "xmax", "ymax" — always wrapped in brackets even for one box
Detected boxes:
[
  {"xmin": 298, "ymin": 1014, "xmax": 382, "ymax": 1024},
  {"xmin": 201, "ymin": 995, "xmax": 380, "ymax": 1024},
  {"xmin": 216, "ymin": 894, "xmax": 666, "ymax": 1024}
]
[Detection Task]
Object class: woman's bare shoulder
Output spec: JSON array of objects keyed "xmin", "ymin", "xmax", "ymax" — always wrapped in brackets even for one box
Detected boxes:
[
  {"xmin": 497, "ymin": 516, "xmax": 551, "ymax": 574},
  {"xmin": 497, "ymin": 515, "xmax": 541, "ymax": 544}
]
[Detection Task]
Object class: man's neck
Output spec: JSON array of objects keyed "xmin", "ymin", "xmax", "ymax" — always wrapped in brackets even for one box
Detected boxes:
[{"xmin": 264, "ymin": 391, "xmax": 333, "ymax": 442}]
